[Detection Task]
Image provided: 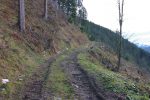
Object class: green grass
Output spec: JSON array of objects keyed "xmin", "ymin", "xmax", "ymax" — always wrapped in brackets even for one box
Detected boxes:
[
  {"xmin": 0, "ymin": 32, "xmax": 45, "ymax": 99},
  {"xmin": 78, "ymin": 53, "xmax": 150, "ymax": 100},
  {"xmin": 45, "ymin": 55, "xmax": 75, "ymax": 99}
]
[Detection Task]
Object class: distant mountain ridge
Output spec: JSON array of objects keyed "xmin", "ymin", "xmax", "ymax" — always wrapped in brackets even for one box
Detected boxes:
[{"xmin": 140, "ymin": 45, "xmax": 150, "ymax": 53}]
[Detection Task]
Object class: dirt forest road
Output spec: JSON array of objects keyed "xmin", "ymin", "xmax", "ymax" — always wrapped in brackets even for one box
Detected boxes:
[
  {"xmin": 61, "ymin": 51, "xmax": 105, "ymax": 100},
  {"xmin": 22, "ymin": 55, "xmax": 57, "ymax": 100},
  {"xmin": 20, "ymin": 48, "xmax": 105, "ymax": 100}
]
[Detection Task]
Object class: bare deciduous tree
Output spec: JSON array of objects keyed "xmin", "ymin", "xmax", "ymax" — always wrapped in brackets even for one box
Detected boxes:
[
  {"xmin": 19, "ymin": 0, "xmax": 25, "ymax": 32},
  {"xmin": 117, "ymin": 0, "xmax": 124, "ymax": 71}
]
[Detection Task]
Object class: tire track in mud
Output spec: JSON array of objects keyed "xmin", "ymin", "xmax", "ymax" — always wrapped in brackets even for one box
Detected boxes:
[
  {"xmin": 21, "ymin": 55, "xmax": 57, "ymax": 100},
  {"xmin": 61, "ymin": 51, "xmax": 105, "ymax": 100}
]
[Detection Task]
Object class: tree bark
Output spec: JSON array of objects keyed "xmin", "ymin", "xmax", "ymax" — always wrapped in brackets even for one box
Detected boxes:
[
  {"xmin": 117, "ymin": 0, "xmax": 124, "ymax": 71},
  {"xmin": 117, "ymin": 22, "xmax": 122, "ymax": 71},
  {"xmin": 44, "ymin": 0, "xmax": 48, "ymax": 19},
  {"xmin": 19, "ymin": 0, "xmax": 25, "ymax": 32}
]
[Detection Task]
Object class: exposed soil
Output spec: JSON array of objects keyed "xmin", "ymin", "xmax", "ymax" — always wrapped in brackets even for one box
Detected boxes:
[
  {"xmin": 61, "ymin": 51, "xmax": 105, "ymax": 100},
  {"xmin": 21, "ymin": 56, "xmax": 56, "ymax": 100},
  {"xmin": 60, "ymin": 49, "xmax": 127, "ymax": 100}
]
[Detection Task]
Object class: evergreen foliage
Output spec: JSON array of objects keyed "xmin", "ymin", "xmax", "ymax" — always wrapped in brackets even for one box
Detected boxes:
[
  {"xmin": 57, "ymin": 0, "xmax": 87, "ymax": 23},
  {"xmin": 80, "ymin": 19, "xmax": 150, "ymax": 70}
]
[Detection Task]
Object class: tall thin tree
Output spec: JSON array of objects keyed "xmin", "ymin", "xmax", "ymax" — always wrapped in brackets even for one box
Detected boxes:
[
  {"xmin": 117, "ymin": 0, "xmax": 124, "ymax": 71},
  {"xmin": 44, "ymin": 0, "xmax": 48, "ymax": 19},
  {"xmin": 19, "ymin": 0, "xmax": 25, "ymax": 32}
]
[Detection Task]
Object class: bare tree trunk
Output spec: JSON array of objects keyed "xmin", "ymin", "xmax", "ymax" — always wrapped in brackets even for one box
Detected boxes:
[
  {"xmin": 19, "ymin": 0, "xmax": 25, "ymax": 32},
  {"xmin": 44, "ymin": 0, "xmax": 48, "ymax": 19},
  {"xmin": 117, "ymin": 22, "xmax": 122, "ymax": 70},
  {"xmin": 117, "ymin": 0, "xmax": 124, "ymax": 71}
]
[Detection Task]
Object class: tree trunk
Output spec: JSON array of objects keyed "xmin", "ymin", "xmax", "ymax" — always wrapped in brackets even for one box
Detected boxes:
[
  {"xmin": 117, "ymin": 0, "xmax": 124, "ymax": 71},
  {"xmin": 117, "ymin": 23, "xmax": 122, "ymax": 71},
  {"xmin": 19, "ymin": 0, "xmax": 25, "ymax": 32},
  {"xmin": 44, "ymin": 0, "xmax": 48, "ymax": 19}
]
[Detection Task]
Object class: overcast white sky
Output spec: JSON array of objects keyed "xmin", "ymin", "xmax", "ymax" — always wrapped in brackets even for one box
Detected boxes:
[{"xmin": 83, "ymin": 0, "xmax": 150, "ymax": 45}]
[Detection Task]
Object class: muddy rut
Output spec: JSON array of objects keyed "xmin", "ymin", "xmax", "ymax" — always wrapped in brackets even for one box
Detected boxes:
[
  {"xmin": 61, "ymin": 51, "xmax": 105, "ymax": 100},
  {"xmin": 21, "ymin": 56, "xmax": 56, "ymax": 100}
]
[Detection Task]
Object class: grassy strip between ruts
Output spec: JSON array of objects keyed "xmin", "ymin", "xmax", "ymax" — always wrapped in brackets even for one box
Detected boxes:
[
  {"xmin": 44, "ymin": 54, "xmax": 76, "ymax": 100},
  {"xmin": 78, "ymin": 53, "xmax": 150, "ymax": 100}
]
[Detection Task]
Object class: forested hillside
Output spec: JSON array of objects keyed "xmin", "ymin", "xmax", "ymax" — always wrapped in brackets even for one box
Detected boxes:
[
  {"xmin": 80, "ymin": 20, "xmax": 150, "ymax": 70},
  {"xmin": 1, "ymin": 0, "xmax": 150, "ymax": 100}
]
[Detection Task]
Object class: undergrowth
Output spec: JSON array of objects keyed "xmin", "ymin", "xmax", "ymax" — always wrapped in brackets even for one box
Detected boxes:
[{"xmin": 78, "ymin": 53, "xmax": 150, "ymax": 100}]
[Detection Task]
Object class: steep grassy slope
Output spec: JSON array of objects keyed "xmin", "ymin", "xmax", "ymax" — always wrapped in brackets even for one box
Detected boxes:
[
  {"xmin": 78, "ymin": 44, "xmax": 150, "ymax": 100},
  {"xmin": 0, "ymin": 0, "xmax": 88, "ymax": 98}
]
